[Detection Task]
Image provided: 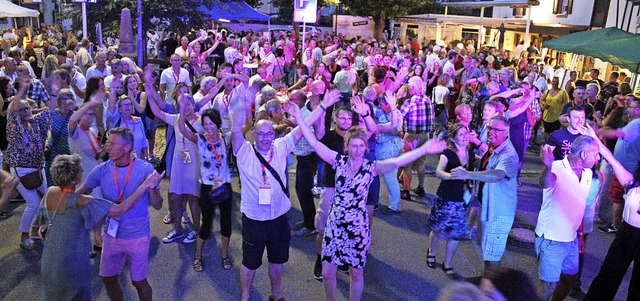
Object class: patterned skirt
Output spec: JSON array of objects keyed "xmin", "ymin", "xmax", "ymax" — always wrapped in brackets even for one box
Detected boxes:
[{"xmin": 427, "ymin": 197, "xmax": 470, "ymax": 240}]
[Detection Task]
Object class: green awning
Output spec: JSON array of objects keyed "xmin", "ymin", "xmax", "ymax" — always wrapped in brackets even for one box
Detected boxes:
[{"xmin": 544, "ymin": 27, "xmax": 640, "ymax": 72}]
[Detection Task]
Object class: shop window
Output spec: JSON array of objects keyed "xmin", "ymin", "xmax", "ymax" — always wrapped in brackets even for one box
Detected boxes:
[{"xmin": 553, "ymin": 0, "xmax": 573, "ymax": 15}]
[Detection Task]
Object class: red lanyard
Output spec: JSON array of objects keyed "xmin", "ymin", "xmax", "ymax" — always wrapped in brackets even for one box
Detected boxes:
[
  {"xmin": 172, "ymin": 69, "xmax": 180, "ymax": 83},
  {"xmin": 113, "ymin": 158, "xmax": 134, "ymax": 203},
  {"xmin": 222, "ymin": 91, "xmax": 232, "ymax": 110},
  {"xmin": 81, "ymin": 127, "xmax": 100, "ymax": 157},
  {"xmin": 60, "ymin": 187, "xmax": 75, "ymax": 193},
  {"xmin": 122, "ymin": 116, "xmax": 135, "ymax": 129},
  {"xmin": 205, "ymin": 132, "xmax": 223, "ymax": 166},
  {"xmin": 259, "ymin": 148, "xmax": 274, "ymax": 185}
]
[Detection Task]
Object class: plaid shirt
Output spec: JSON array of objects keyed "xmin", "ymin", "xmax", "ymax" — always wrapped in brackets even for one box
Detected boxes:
[
  {"xmin": 524, "ymin": 97, "xmax": 542, "ymax": 140},
  {"xmin": 400, "ymin": 94, "xmax": 434, "ymax": 133},
  {"xmin": 26, "ymin": 79, "xmax": 50, "ymax": 108}
]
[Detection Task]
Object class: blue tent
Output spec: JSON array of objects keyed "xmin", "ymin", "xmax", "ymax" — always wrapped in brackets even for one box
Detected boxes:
[{"xmin": 198, "ymin": 0, "xmax": 269, "ymax": 22}]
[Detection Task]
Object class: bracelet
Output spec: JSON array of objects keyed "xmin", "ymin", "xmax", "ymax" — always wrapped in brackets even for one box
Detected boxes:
[
  {"xmin": 361, "ymin": 112, "xmax": 370, "ymax": 118},
  {"xmin": 319, "ymin": 104, "xmax": 326, "ymax": 111}
]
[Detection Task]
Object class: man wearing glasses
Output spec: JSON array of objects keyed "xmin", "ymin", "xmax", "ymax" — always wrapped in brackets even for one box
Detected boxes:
[
  {"xmin": 231, "ymin": 82, "xmax": 339, "ymax": 301},
  {"xmin": 451, "ymin": 116, "xmax": 518, "ymax": 275}
]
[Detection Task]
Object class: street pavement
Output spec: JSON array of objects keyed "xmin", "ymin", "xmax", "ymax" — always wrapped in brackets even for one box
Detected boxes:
[{"xmin": 0, "ymin": 141, "xmax": 632, "ymax": 301}]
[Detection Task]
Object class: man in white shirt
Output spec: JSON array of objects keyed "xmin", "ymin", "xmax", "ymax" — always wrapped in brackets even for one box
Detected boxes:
[
  {"xmin": 85, "ymin": 51, "xmax": 111, "ymax": 81},
  {"xmin": 103, "ymin": 59, "xmax": 125, "ymax": 92},
  {"xmin": 260, "ymin": 43, "xmax": 276, "ymax": 76},
  {"xmin": 159, "ymin": 54, "xmax": 191, "ymax": 104},
  {"xmin": 0, "ymin": 57, "xmax": 17, "ymax": 84},
  {"xmin": 536, "ymin": 135, "xmax": 603, "ymax": 301}
]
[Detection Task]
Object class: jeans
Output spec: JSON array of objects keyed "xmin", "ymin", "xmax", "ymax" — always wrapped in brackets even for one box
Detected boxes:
[
  {"xmin": 295, "ymin": 154, "xmax": 319, "ymax": 230},
  {"xmin": 376, "ymin": 137, "xmax": 402, "ymax": 210},
  {"xmin": 11, "ymin": 167, "xmax": 47, "ymax": 232},
  {"xmin": 365, "ymin": 150, "xmax": 380, "ymax": 206}
]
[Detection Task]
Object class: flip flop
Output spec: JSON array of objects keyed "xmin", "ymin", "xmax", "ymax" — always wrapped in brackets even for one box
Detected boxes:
[
  {"xmin": 426, "ymin": 248, "xmax": 436, "ymax": 269},
  {"xmin": 222, "ymin": 257, "xmax": 233, "ymax": 270},
  {"xmin": 193, "ymin": 258, "xmax": 203, "ymax": 272}
]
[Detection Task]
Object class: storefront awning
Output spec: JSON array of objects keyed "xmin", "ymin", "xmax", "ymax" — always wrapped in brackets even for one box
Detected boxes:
[{"xmin": 544, "ymin": 27, "xmax": 640, "ymax": 72}]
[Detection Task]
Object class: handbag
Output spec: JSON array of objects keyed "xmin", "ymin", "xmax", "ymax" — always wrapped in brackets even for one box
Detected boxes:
[
  {"xmin": 17, "ymin": 168, "xmax": 43, "ymax": 190},
  {"xmin": 208, "ymin": 183, "xmax": 232, "ymax": 204},
  {"xmin": 35, "ymin": 188, "xmax": 65, "ymax": 241}
]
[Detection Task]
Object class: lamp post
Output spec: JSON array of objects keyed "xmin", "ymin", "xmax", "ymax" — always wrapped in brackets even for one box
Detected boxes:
[{"xmin": 137, "ymin": 0, "xmax": 144, "ymax": 67}]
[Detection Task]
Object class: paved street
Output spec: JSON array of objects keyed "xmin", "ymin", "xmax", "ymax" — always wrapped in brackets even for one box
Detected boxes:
[{"xmin": 0, "ymin": 141, "xmax": 632, "ymax": 301}]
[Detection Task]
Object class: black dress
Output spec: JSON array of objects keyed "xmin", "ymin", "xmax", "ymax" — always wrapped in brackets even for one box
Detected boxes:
[{"xmin": 428, "ymin": 148, "xmax": 475, "ymax": 240}]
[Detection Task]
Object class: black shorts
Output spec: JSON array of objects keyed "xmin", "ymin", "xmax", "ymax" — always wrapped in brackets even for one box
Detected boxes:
[
  {"xmin": 241, "ymin": 214, "xmax": 291, "ymax": 270},
  {"xmin": 543, "ymin": 120, "xmax": 561, "ymax": 134}
]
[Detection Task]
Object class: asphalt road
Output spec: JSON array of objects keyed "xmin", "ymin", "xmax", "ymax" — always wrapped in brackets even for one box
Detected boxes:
[{"xmin": 0, "ymin": 141, "xmax": 632, "ymax": 301}]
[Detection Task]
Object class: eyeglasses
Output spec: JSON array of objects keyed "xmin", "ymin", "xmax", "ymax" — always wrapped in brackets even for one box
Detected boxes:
[
  {"xmin": 255, "ymin": 132, "xmax": 275, "ymax": 138},
  {"xmin": 487, "ymin": 126, "xmax": 508, "ymax": 132}
]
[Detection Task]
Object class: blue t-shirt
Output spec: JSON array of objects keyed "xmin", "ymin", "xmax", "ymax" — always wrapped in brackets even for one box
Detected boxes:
[
  {"xmin": 614, "ymin": 118, "xmax": 640, "ymax": 173},
  {"xmin": 84, "ymin": 158, "xmax": 155, "ymax": 239}
]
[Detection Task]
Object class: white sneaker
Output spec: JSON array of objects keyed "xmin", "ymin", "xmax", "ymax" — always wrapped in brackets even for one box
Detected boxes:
[
  {"xmin": 162, "ymin": 230, "xmax": 184, "ymax": 243},
  {"xmin": 183, "ymin": 230, "xmax": 197, "ymax": 244}
]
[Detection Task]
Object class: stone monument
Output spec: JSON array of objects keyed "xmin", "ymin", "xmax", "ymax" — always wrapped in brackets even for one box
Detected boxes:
[{"xmin": 118, "ymin": 8, "xmax": 135, "ymax": 57}]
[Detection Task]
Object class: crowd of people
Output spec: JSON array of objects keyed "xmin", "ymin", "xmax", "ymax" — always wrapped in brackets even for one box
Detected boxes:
[{"xmin": 1, "ymin": 24, "xmax": 640, "ymax": 301}]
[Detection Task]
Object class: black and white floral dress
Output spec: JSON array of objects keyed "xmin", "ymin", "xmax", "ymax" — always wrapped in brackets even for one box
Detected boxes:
[{"xmin": 322, "ymin": 154, "xmax": 375, "ymax": 268}]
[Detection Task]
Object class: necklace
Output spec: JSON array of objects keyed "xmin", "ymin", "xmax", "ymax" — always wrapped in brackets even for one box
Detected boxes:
[{"xmin": 347, "ymin": 161, "xmax": 361, "ymax": 173}]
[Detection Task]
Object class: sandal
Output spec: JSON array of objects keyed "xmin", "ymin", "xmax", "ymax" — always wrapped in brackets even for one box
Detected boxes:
[
  {"xmin": 221, "ymin": 257, "xmax": 233, "ymax": 270},
  {"xmin": 162, "ymin": 212, "xmax": 173, "ymax": 224},
  {"xmin": 426, "ymin": 248, "xmax": 436, "ymax": 269},
  {"xmin": 193, "ymin": 258, "xmax": 203, "ymax": 272},
  {"xmin": 0, "ymin": 211, "xmax": 10, "ymax": 220},
  {"xmin": 442, "ymin": 264, "xmax": 460, "ymax": 280}
]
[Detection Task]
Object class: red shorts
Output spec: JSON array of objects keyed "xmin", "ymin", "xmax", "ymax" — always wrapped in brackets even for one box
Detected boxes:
[{"xmin": 608, "ymin": 176, "xmax": 625, "ymax": 204}]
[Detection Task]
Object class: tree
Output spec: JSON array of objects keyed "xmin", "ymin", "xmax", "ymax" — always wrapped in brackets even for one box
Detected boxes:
[
  {"xmin": 340, "ymin": 0, "xmax": 438, "ymax": 41},
  {"xmin": 62, "ymin": 0, "xmax": 214, "ymax": 42}
]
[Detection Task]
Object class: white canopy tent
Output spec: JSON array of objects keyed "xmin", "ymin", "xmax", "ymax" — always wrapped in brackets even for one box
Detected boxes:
[{"xmin": 0, "ymin": 0, "xmax": 40, "ymax": 18}]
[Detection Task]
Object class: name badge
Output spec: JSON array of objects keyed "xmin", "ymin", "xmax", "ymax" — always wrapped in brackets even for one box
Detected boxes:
[
  {"xmin": 106, "ymin": 218, "xmax": 119, "ymax": 238},
  {"xmin": 181, "ymin": 148, "xmax": 192, "ymax": 164},
  {"xmin": 259, "ymin": 185, "xmax": 271, "ymax": 205}
]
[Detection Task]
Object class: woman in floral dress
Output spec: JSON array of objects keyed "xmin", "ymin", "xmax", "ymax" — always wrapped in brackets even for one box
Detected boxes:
[{"xmin": 287, "ymin": 96, "xmax": 446, "ymax": 301}]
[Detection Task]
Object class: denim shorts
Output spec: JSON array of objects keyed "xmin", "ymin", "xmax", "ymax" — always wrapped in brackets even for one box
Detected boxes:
[{"xmin": 535, "ymin": 234, "xmax": 579, "ymax": 282}]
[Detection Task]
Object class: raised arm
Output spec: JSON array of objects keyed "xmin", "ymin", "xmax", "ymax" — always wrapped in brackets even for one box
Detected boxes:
[
  {"xmin": 288, "ymin": 89, "xmax": 341, "ymax": 144},
  {"xmin": 377, "ymin": 138, "xmax": 446, "ymax": 175},
  {"xmin": 143, "ymin": 66, "xmax": 171, "ymax": 124},
  {"xmin": 177, "ymin": 104, "xmax": 198, "ymax": 144},
  {"xmin": 538, "ymin": 145, "xmax": 557, "ymax": 188},
  {"xmin": 286, "ymin": 100, "xmax": 338, "ymax": 166},
  {"xmin": 351, "ymin": 95, "xmax": 379, "ymax": 134},
  {"xmin": 69, "ymin": 95, "xmax": 102, "ymax": 135},
  {"xmin": 231, "ymin": 81, "xmax": 260, "ymax": 154},
  {"xmin": 195, "ymin": 75, "xmax": 226, "ymax": 110}
]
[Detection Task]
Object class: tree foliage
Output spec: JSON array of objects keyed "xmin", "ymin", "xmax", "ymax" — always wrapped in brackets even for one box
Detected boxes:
[
  {"xmin": 62, "ymin": 0, "xmax": 214, "ymax": 40},
  {"xmin": 339, "ymin": 0, "xmax": 438, "ymax": 41}
]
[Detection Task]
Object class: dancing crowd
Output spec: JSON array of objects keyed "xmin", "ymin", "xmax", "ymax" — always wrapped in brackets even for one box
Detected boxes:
[{"xmin": 1, "ymin": 25, "xmax": 640, "ymax": 301}]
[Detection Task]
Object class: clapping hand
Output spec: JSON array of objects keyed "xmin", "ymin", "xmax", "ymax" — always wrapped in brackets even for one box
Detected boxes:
[{"xmin": 540, "ymin": 145, "xmax": 555, "ymax": 168}]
